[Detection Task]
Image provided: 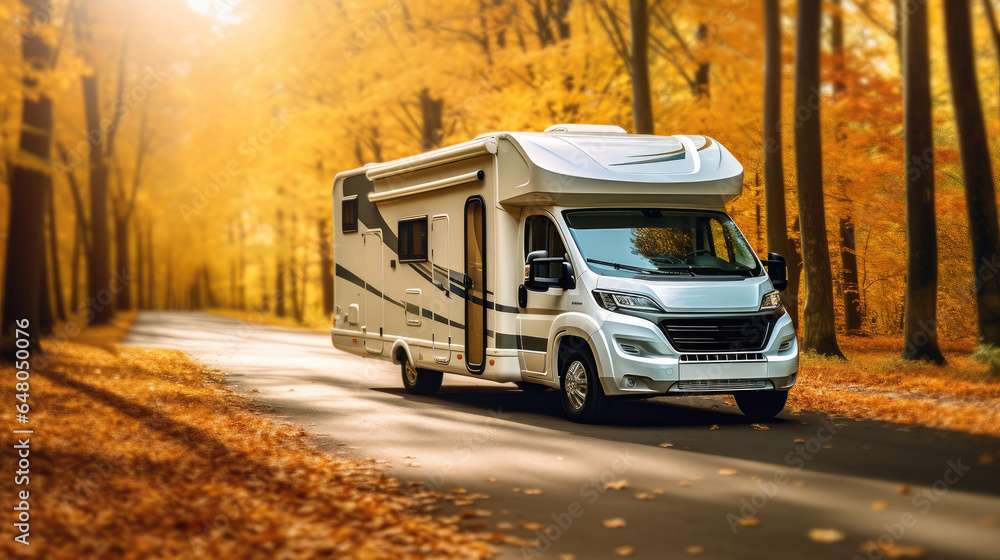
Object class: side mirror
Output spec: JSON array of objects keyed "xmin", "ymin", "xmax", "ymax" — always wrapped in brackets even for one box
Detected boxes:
[
  {"xmin": 762, "ymin": 252, "xmax": 788, "ymax": 292},
  {"xmin": 524, "ymin": 250, "xmax": 576, "ymax": 292}
]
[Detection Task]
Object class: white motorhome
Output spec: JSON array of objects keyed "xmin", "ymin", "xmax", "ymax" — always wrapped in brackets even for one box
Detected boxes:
[{"xmin": 331, "ymin": 124, "xmax": 797, "ymax": 423}]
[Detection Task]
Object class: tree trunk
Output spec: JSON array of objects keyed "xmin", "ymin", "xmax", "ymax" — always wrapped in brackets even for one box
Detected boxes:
[
  {"xmin": 840, "ymin": 219, "xmax": 862, "ymax": 334},
  {"xmin": 794, "ymin": 0, "xmax": 845, "ymax": 358},
  {"xmin": 238, "ymin": 220, "xmax": 246, "ymax": 309},
  {"xmin": 944, "ymin": 0, "xmax": 1000, "ymax": 347},
  {"xmin": 629, "ymin": 0, "xmax": 654, "ymax": 134},
  {"xmin": 418, "ymin": 89, "xmax": 444, "ymax": 150},
  {"xmin": 694, "ymin": 22, "xmax": 710, "ymax": 99},
  {"xmin": 763, "ymin": 0, "xmax": 801, "ymax": 325},
  {"xmin": 319, "ymin": 218, "xmax": 334, "ymax": 316},
  {"xmin": 275, "ymin": 207, "xmax": 286, "ymax": 317},
  {"xmin": 71, "ymin": 219, "xmax": 82, "ymax": 313},
  {"xmin": 47, "ymin": 184, "xmax": 66, "ymax": 321},
  {"xmin": 982, "ymin": 0, "xmax": 1000, "ymax": 125},
  {"xmin": 229, "ymin": 222, "xmax": 237, "ymax": 308},
  {"xmin": 146, "ymin": 224, "xmax": 154, "ymax": 309},
  {"xmin": 1, "ymin": 0, "xmax": 53, "ymax": 354},
  {"xmin": 114, "ymin": 215, "xmax": 132, "ymax": 310},
  {"xmin": 901, "ymin": 0, "xmax": 944, "ymax": 363},
  {"xmin": 38, "ymin": 241, "xmax": 54, "ymax": 335},
  {"xmin": 134, "ymin": 220, "xmax": 144, "ymax": 309},
  {"xmin": 83, "ymin": 71, "xmax": 113, "ymax": 324}
]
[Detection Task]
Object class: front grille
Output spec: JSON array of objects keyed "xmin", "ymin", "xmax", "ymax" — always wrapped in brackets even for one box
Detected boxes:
[
  {"xmin": 661, "ymin": 314, "xmax": 777, "ymax": 352},
  {"xmin": 679, "ymin": 353, "xmax": 765, "ymax": 363},
  {"xmin": 676, "ymin": 379, "xmax": 767, "ymax": 391}
]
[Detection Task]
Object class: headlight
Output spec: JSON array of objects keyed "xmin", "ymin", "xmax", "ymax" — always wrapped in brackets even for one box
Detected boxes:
[
  {"xmin": 760, "ymin": 290, "xmax": 785, "ymax": 314},
  {"xmin": 593, "ymin": 290, "xmax": 664, "ymax": 313}
]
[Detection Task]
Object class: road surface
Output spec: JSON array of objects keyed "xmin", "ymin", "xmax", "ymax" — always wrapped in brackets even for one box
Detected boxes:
[{"xmin": 123, "ymin": 311, "xmax": 1000, "ymax": 560}]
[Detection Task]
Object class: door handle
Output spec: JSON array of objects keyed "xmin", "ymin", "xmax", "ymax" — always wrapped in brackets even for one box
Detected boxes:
[{"xmin": 464, "ymin": 275, "xmax": 474, "ymax": 290}]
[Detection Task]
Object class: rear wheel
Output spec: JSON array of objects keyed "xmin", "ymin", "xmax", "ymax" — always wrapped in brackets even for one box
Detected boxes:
[
  {"xmin": 401, "ymin": 360, "xmax": 442, "ymax": 396},
  {"xmin": 559, "ymin": 345, "xmax": 606, "ymax": 423},
  {"xmin": 735, "ymin": 390, "xmax": 788, "ymax": 420}
]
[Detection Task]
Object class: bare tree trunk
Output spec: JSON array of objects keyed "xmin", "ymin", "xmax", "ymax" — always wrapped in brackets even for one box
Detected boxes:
[
  {"xmin": 944, "ymin": 0, "xmax": 1000, "ymax": 348},
  {"xmin": 629, "ymin": 0, "xmax": 654, "ymax": 133},
  {"xmin": 82, "ymin": 72, "xmax": 113, "ymax": 323},
  {"xmin": 146, "ymin": 225, "xmax": 154, "ymax": 309},
  {"xmin": 229, "ymin": 222, "xmax": 237, "ymax": 308},
  {"xmin": 901, "ymin": 0, "xmax": 944, "ymax": 363},
  {"xmin": 2, "ymin": 0, "xmax": 53, "ymax": 354},
  {"xmin": 831, "ymin": 0, "xmax": 845, "ymax": 95},
  {"xmin": 983, "ymin": 0, "xmax": 1000, "ymax": 123},
  {"xmin": 319, "ymin": 218, "xmax": 334, "ymax": 316},
  {"xmin": 419, "ymin": 89, "xmax": 444, "ymax": 150},
  {"xmin": 238, "ymin": 220, "xmax": 246, "ymax": 309},
  {"xmin": 38, "ymin": 242, "xmax": 54, "ymax": 334},
  {"xmin": 763, "ymin": 0, "xmax": 801, "ymax": 324},
  {"xmin": 113, "ymin": 215, "xmax": 132, "ymax": 310},
  {"xmin": 134, "ymin": 219, "xmax": 144, "ymax": 309},
  {"xmin": 693, "ymin": 22, "xmax": 710, "ymax": 99},
  {"xmin": 47, "ymin": 184, "xmax": 66, "ymax": 321},
  {"xmin": 275, "ymin": 207, "xmax": 286, "ymax": 318},
  {"xmin": 840, "ymin": 219, "xmax": 862, "ymax": 334},
  {"xmin": 71, "ymin": 219, "xmax": 82, "ymax": 313},
  {"xmin": 794, "ymin": 0, "xmax": 845, "ymax": 358}
]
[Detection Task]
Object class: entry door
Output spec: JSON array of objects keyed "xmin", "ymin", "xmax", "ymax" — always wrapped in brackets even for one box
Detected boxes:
[
  {"xmin": 430, "ymin": 215, "xmax": 450, "ymax": 363},
  {"xmin": 363, "ymin": 230, "xmax": 384, "ymax": 354},
  {"xmin": 464, "ymin": 197, "xmax": 486, "ymax": 373},
  {"xmin": 517, "ymin": 214, "xmax": 569, "ymax": 375}
]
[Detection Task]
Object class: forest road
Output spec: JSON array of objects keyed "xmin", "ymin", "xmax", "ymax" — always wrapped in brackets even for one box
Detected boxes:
[{"xmin": 123, "ymin": 311, "xmax": 1000, "ymax": 560}]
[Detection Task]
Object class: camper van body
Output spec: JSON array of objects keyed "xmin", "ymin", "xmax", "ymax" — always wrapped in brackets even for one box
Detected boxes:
[{"xmin": 331, "ymin": 125, "xmax": 798, "ymax": 422}]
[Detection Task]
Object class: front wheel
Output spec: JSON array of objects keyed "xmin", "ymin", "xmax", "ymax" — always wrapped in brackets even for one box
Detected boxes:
[
  {"xmin": 559, "ymin": 346, "xmax": 606, "ymax": 423},
  {"xmin": 401, "ymin": 360, "xmax": 442, "ymax": 396},
  {"xmin": 734, "ymin": 390, "xmax": 788, "ymax": 420}
]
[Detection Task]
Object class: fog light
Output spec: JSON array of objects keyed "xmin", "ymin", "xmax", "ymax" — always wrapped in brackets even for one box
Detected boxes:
[{"xmin": 625, "ymin": 377, "xmax": 636, "ymax": 388}]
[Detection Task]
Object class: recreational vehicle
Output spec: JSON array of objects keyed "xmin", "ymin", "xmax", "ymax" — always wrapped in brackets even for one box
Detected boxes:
[{"xmin": 331, "ymin": 124, "xmax": 798, "ymax": 423}]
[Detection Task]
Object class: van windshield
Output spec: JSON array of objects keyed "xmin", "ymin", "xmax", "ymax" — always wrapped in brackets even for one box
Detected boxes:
[{"xmin": 563, "ymin": 209, "xmax": 763, "ymax": 278}]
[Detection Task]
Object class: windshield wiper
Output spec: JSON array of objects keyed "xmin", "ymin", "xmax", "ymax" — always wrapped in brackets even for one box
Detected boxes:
[
  {"xmin": 685, "ymin": 265, "xmax": 754, "ymax": 277},
  {"xmin": 586, "ymin": 258, "xmax": 691, "ymax": 276}
]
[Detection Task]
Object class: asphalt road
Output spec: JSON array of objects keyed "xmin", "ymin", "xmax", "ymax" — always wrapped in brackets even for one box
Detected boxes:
[{"xmin": 123, "ymin": 311, "xmax": 1000, "ymax": 560}]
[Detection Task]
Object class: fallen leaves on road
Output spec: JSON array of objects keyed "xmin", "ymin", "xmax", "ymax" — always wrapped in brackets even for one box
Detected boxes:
[
  {"xmin": 1, "ymin": 314, "xmax": 497, "ymax": 560},
  {"xmin": 808, "ymin": 528, "xmax": 846, "ymax": 543},
  {"xmin": 738, "ymin": 518, "xmax": 760, "ymax": 527},
  {"xmin": 710, "ymin": 424, "xmax": 720, "ymax": 430},
  {"xmin": 634, "ymin": 492, "xmax": 655, "ymax": 500},
  {"xmin": 523, "ymin": 488, "xmax": 544, "ymax": 495},
  {"xmin": 604, "ymin": 479, "xmax": 631, "ymax": 490},
  {"xmin": 603, "ymin": 517, "xmax": 627, "ymax": 528},
  {"xmin": 485, "ymin": 477, "xmax": 497, "ymax": 482},
  {"xmin": 871, "ymin": 500, "xmax": 888, "ymax": 512},
  {"xmin": 521, "ymin": 522, "xmax": 544, "ymax": 531},
  {"xmin": 678, "ymin": 481, "xmax": 693, "ymax": 487},
  {"xmin": 860, "ymin": 542, "xmax": 926, "ymax": 559},
  {"xmin": 897, "ymin": 485, "xmax": 911, "ymax": 494},
  {"xmin": 615, "ymin": 545, "xmax": 636, "ymax": 556},
  {"xmin": 751, "ymin": 423, "xmax": 770, "ymax": 430},
  {"xmin": 794, "ymin": 438, "xmax": 807, "ymax": 444},
  {"xmin": 717, "ymin": 468, "xmax": 738, "ymax": 476},
  {"xmin": 686, "ymin": 545, "xmax": 705, "ymax": 555},
  {"xmin": 659, "ymin": 442, "xmax": 674, "ymax": 447}
]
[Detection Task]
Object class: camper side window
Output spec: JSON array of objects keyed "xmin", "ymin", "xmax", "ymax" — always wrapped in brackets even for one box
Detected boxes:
[
  {"xmin": 524, "ymin": 215, "xmax": 567, "ymax": 277},
  {"xmin": 398, "ymin": 216, "xmax": 428, "ymax": 262},
  {"xmin": 342, "ymin": 197, "xmax": 358, "ymax": 233}
]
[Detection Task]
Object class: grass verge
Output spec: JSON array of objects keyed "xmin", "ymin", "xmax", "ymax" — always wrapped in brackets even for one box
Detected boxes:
[
  {"xmin": 1, "ymin": 313, "xmax": 499, "ymax": 559},
  {"xmin": 785, "ymin": 336, "xmax": 1000, "ymax": 436}
]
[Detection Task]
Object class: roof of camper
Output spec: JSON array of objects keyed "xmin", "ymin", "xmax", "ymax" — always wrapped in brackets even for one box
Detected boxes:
[
  {"xmin": 500, "ymin": 130, "xmax": 740, "ymax": 183},
  {"xmin": 361, "ymin": 125, "xmax": 745, "ymax": 207}
]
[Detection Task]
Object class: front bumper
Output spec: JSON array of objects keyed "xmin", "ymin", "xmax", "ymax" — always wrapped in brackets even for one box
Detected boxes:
[{"xmin": 589, "ymin": 311, "xmax": 798, "ymax": 397}]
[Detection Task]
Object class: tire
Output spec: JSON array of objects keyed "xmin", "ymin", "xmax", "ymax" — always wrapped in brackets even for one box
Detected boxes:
[
  {"xmin": 734, "ymin": 390, "xmax": 788, "ymax": 420},
  {"xmin": 515, "ymin": 381, "xmax": 548, "ymax": 392},
  {"xmin": 401, "ymin": 359, "xmax": 442, "ymax": 396},
  {"xmin": 559, "ymin": 345, "xmax": 606, "ymax": 423}
]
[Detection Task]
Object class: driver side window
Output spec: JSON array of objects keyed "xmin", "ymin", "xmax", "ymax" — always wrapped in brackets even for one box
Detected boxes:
[{"xmin": 525, "ymin": 215, "xmax": 567, "ymax": 276}]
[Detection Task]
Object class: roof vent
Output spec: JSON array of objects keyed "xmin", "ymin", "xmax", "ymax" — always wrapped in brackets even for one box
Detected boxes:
[{"xmin": 544, "ymin": 124, "xmax": 628, "ymax": 134}]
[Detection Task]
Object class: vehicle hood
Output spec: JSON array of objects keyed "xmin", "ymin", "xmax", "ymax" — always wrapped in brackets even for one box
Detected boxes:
[{"xmin": 594, "ymin": 274, "xmax": 771, "ymax": 313}]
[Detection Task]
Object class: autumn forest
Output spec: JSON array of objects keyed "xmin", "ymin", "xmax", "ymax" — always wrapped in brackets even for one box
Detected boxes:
[{"xmin": 3, "ymin": 0, "xmax": 1000, "ymax": 368}]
